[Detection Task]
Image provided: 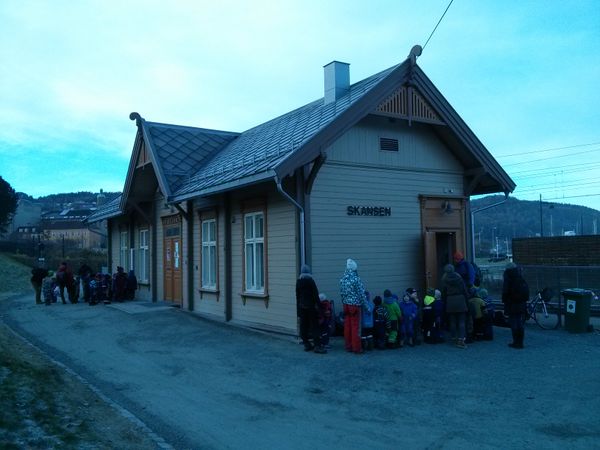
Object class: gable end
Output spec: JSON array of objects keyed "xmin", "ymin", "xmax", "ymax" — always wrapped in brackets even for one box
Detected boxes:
[{"xmin": 376, "ymin": 86, "xmax": 444, "ymax": 125}]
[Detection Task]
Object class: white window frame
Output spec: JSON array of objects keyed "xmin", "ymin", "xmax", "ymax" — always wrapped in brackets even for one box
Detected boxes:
[
  {"xmin": 244, "ymin": 212, "xmax": 265, "ymax": 293},
  {"xmin": 119, "ymin": 230, "xmax": 128, "ymax": 270},
  {"xmin": 201, "ymin": 219, "xmax": 217, "ymax": 289},
  {"xmin": 138, "ymin": 229, "xmax": 149, "ymax": 283}
]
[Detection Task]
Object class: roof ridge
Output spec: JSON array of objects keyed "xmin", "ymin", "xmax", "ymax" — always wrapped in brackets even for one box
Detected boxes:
[{"xmin": 145, "ymin": 120, "xmax": 240, "ymax": 136}]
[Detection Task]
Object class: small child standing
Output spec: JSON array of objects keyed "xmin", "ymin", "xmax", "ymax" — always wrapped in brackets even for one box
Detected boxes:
[
  {"xmin": 372, "ymin": 296, "xmax": 390, "ymax": 350},
  {"xmin": 399, "ymin": 288, "xmax": 418, "ymax": 346},
  {"xmin": 422, "ymin": 288, "xmax": 437, "ymax": 343},
  {"xmin": 361, "ymin": 291, "xmax": 374, "ymax": 351},
  {"xmin": 318, "ymin": 293, "xmax": 333, "ymax": 348},
  {"xmin": 42, "ymin": 271, "xmax": 56, "ymax": 306},
  {"xmin": 383, "ymin": 289, "xmax": 401, "ymax": 348}
]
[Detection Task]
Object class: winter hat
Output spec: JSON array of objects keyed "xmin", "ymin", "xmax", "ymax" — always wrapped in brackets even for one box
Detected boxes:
[
  {"xmin": 453, "ymin": 251, "xmax": 463, "ymax": 262},
  {"xmin": 478, "ymin": 288, "xmax": 488, "ymax": 299},
  {"xmin": 434, "ymin": 289, "xmax": 441, "ymax": 300},
  {"xmin": 444, "ymin": 264, "xmax": 455, "ymax": 273},
  {"xmin": 319, "ymin": 293, "xmax": 326, "ymax": 301},
  {"xmin": 383, "ymin": 289, "xmax": 392, "ymax": 298},
  {"xmin": 426, "ymin": 287, "xmax": 435, "ymax": 297},
  {"xmin": 373, "ymin": 295, "xmax": 382, "ymax": 305},
  {"xmin": 300, "ymin": 264, "xmax": 311, "ymax": 274},
  {"xmin": 406, "ymin": 288, "xmax": 417, "ymax": 295},
  {"xmin": 346, "ymin": 259, "xmax": 358, "ymax": 271},
  {"xmin": 47, "ymin": 270, "xmax": 54, "ymax": 277}
]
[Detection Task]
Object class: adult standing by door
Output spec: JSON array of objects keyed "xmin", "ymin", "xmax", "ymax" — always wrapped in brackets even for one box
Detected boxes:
[
  {"xmin": 502, "ymin": 263, "xmax": 529, "ymax": 349},
  {"xmin": 340, "ymin": 258, "xmax": 366, "ymax": 354},
  {"xmin": 296, "ymin": 264, "xmax": 326, "ymax": 354},
  {"xmin": 441, "ymin": 264, "xmax": 469, "ymax": 349}
]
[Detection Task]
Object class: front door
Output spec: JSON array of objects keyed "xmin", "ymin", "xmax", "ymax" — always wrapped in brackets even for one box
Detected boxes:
[
  {"xmin": 421, "ymin": 196, "xmax": 466, "ymax": 290},
  {"xmin": 162, "ymin": 216, "xmax": 182, "ymax": 304}
]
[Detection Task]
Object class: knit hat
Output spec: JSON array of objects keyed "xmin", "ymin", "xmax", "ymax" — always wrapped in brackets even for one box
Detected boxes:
[
  {"xmin": 383, "ymin": 289, "xmax": 392, "ymax": 298},
  {"xmin": 426, "ymin": 287, "xmax": 435, "ymax": 297},
  {"xmin": 300, "ymin": 264, "xmax": 311, "ymax": 274},
  {"xmin": 406, "ymin": 287, "xmax": 417, "ymax": 295},
  {"xmin": 346, "ymin": 259, "xmax": 357, "ymax": 271},
  {"xmin": 478, "ymin": 288, "xmax": 488, "ymax": 299},
  {"xmin": 319, "ymin": 293, "xmax": 326, "ymax": 301},
  {"xmin": 47, "ymin": 270, "xmax": 54, "ymax": 277},
  {"xmin": 434, "ymin": 289, "xmax": 441, "ymax": 300}
]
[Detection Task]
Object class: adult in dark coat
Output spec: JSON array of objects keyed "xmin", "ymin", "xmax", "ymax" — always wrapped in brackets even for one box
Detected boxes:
[
  {"xmin": 453, "ymin": 251, "xmax": 475, "ymax": 288},
  {"xmin": 441, "ymin": 264, "xmax": 469, "ymax": 349},
  {"xmin": 296, "ymin": 264, "xmax": 326, "ymax": 354},
  {"xmin": 31, "ymin": 265, "xmax": 49, "ymax": 304},
  {"xmin": 502, "ymin": 263, "xmax": 529, "ymax": 349}
]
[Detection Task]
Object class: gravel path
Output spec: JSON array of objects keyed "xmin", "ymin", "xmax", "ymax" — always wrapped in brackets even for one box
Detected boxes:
[{"xmin": 2, "ymin": 292, "xmax": 600, "ymax": 449}]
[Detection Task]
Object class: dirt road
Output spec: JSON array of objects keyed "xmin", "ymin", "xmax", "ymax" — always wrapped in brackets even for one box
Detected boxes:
[{"xmin": 2, "ymin": 292, "xmax": 599, "ymax": 449}]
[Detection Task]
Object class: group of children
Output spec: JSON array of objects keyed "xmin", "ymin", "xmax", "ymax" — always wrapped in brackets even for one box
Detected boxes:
[
  {"xmin": 40, "ymin": 264, "xmax": 138, "ymax": 306},
  {"xmin": 322, "ymin": 286, "xmax": 495, "ymax": 352}
]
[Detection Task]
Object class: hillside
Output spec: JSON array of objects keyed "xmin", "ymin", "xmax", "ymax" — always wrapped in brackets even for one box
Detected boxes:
[
  {"xmin": 472, "ymin": 195, "xmax": 600, "ymax": 256},
  {"xmin": 18, "ymin": 191, "xmax": 120, "ymax": 212}
]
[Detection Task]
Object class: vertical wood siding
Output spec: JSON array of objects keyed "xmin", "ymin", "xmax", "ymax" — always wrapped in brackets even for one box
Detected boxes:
[
  {"xmin": 311, "ymin": 117, "xmax": 464, "ymax": 301},
  {"xmin": 192, "ymin": 197, "xmax": 226, "ymax": 320},
  {"xmin": 230, "ymin": 185, "xmax": 298, "ymax": 333}
]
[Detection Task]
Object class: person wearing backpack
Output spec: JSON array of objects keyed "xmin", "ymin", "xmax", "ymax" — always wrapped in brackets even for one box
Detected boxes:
[
  {"xmin": 502, "ymin": 263, "xmax": 529, "ymax": 349},
  {"xmin": 453, "ymin": 251, "xmax": 475, "ymax": 288},
  {"xmin": 31, "ymin": 265, "xmax": 49, "ymax": 304},
  {"xmin": 56, "ymin": 261, "xmax": 75, "ymax": 304}
]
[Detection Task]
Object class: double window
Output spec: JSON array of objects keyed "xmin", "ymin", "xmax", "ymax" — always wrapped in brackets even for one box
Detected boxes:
[
  {"xmin": 201, "ymin": 219, "xmax": 217, "ymax": 289},
  {"xmin": 138, "ymin": 229, "xmax": 149, "ymax": 283},
  {"xmin": 244, "ymin": 212, "xmax": 264, "ymax": 293},
  {"xmin": 119, "ymin": 231, "xmax": 128, "ymax": 270}
]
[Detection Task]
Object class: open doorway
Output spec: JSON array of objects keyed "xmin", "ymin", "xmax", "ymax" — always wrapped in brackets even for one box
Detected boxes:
[{"xmin": 424, "ymin": 231, "xmax": 457, "ymax": 289}]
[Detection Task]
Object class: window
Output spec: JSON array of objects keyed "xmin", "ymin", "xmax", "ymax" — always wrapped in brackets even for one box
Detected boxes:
[
  {"xmin": 244, "ymin": 212, "xmax": 264, "ymax": 293},
  {"xmin": 138, "ymin": 229, "xmax": 149, "ymax": 283},
  {"xmin": 119, "ymin": 231, "xmax": 128, "ymax": 269},
  {"xmin": 201, "ymin": 219, "xmax": 217, "ymax": 289}
]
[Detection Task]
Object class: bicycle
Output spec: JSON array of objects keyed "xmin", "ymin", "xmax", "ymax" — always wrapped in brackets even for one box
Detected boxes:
[{"xmin": 525, "ymin": 287, "xmax": 560, "ymax": 330}]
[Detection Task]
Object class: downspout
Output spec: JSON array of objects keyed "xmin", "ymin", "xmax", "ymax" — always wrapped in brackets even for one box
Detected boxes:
[
  {"xmin": 275, "ymin": 177, "xmax": 305, "ymax": 267},
  {"xmin": 470, "ymin": 193, "xmax": 509, "ymax": 261}
]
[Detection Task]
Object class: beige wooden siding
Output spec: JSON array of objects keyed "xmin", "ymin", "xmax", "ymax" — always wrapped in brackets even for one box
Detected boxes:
[
  {"xmin": 310, "ymin": 118, "xmax": 464, "ymax": 302},
  {"xmin": 192, "ymin": 197, "xmax": 226, "ymax": 319},
  {"xmin": 154, "ymin": 195, "xmax": 165, "ymax": 301},
  {"xmin": 326, "ymin": 116, "xmax": 463, "ymax": 171},
  {"xmin": 230, "ymin": 185, "xmax": 298, "ymax": 334}
]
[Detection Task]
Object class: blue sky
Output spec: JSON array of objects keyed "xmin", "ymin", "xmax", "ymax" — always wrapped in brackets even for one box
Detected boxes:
[{"xmin": 1, "ymin": 0, "xmax": 599, "ymax": 209}]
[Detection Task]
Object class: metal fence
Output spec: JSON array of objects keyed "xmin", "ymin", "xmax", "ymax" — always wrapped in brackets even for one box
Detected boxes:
[{"xmin": 480, "ymin": 264, "xmax": 600, "ymax": 315}]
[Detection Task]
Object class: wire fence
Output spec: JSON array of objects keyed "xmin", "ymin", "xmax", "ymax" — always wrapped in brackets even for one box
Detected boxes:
[{"xmin": 480, "ymin": 264, "xmax": 600, "ymax": 316}]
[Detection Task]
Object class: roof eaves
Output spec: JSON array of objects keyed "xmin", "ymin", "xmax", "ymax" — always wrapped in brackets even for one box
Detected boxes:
[{"xmin": 169, "ymin": 170, "xmax": 276, "ymax": 203}]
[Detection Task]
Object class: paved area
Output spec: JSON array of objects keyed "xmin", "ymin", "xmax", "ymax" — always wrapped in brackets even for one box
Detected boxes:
[{"xmin": 2, "ymin": 293, "xmax": 600, "ymax": 449}]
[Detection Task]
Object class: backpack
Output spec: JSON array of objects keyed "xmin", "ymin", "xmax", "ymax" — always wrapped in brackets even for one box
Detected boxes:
[{"xmin": 56, "ymin": 271, "xmax": 66, "ymax": 283}]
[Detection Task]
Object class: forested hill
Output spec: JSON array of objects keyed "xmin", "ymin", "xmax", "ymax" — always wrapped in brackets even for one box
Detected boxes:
[{"xmin": 472, "ymin": 195, "xmax": 600, "ymax": 253}]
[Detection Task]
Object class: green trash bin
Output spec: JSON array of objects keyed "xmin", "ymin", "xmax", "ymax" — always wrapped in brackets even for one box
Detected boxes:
[{"xmin": 561, "ymin": 289, "xmax": 592, "ymax": 333}]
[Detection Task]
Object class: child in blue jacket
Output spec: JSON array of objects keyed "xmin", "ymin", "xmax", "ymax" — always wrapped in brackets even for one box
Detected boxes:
[
  {"xmin": 399, "ymin": 288, "xmax": 419, "ymax": 346},
  {"xmin": 361, "ymin": 291, "xmax": 374, "ymax": 351}
]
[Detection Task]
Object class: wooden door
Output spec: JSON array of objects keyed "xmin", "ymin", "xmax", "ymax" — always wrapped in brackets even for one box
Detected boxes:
[{"xmin": 162, "ymin": 216, "xmax": 182, "ymax": 304}]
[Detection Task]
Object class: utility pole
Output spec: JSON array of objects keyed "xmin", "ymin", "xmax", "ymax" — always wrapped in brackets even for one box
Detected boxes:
[{"xmin": 539, "ymin": 194, "xmax": 543, "ymax": 237}]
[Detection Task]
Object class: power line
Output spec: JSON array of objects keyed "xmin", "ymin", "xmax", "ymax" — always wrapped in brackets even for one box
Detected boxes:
[
  {"xmin": 423, "ymin": 0, "xmax": 454, "ymax": 50},
  {"xmin": 497, "ymin": 141, "xmax": 600, "ymax": 158},
  {"xmin": 502, "ymin": 147, "xmax": 600, "ymax": 167}
]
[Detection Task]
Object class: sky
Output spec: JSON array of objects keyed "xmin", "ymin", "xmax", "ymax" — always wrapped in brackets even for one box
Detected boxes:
[{"xmin": 1, "ymin": 0, "xmax": 599, "ymax": 210}]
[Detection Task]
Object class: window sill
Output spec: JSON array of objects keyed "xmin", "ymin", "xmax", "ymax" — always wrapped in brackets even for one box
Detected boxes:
[
  {"xmin": 241, "ymin": 291, "xmax": 269, "ymax": 308},
  {"xmin": 199, "ymin": 288, "xmax": 219, "ymax": 294}
]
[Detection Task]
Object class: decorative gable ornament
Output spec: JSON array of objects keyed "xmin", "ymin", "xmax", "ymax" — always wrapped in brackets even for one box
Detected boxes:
[{"xmin": 376, "ymin": 86, "xmax": 444, "ymax": 125}]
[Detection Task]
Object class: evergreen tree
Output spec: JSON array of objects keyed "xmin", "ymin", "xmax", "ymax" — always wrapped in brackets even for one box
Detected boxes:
[{"xmin": 0, "ymin": 176, "xmax": 18, "ymax": 232}]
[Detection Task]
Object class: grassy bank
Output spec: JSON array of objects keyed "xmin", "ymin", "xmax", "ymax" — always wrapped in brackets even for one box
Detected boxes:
[{"xmin": 0, "ymin": 253, "xmax": 32, "ymax": 294}]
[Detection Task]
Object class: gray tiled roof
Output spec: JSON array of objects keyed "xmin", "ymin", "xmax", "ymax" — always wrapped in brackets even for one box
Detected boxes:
[
  {"xmin": 172, "ymin": 63, "xmax": 400, "ymax": 199},
  {"xmin": 145, "ymin": 123, "xmax": 239, "ymax": 194},
  {"xmin": 86, "ymin": 195, "xmax": 122, "ymax": 223}
]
